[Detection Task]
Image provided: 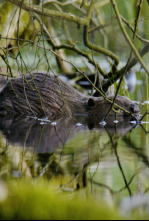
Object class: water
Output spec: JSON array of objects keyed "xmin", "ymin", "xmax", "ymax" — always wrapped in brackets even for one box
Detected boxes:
[
  {"xmin": 0, "ymin": 109, "xmax": 149, "ymax": 192},
  {"xmin": 0, "ymin": 74, "xmax": 149, "ymax": 216}
]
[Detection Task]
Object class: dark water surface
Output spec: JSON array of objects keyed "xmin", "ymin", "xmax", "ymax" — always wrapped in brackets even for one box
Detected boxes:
[{"xmin": 0, "ymin": 75, "xmax": 149, "ymax": 214}]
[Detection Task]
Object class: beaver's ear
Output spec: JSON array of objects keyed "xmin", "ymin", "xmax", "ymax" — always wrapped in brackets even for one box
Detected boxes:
[{"xmin": 87, "ymin": 98, "xmax": 95, "ymax": 110}]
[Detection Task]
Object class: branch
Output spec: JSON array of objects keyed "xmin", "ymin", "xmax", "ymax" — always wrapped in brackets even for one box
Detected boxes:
[
  {"xmin": 0, "ymin": 54, "xmax": 13, "ymax": 77},
  {"xmin": 88, "ymin": 17, "xmax": 115, "ymax": 33},
  {"xmin": 0, "ymin": 72, "xmax": 11, "ymax": 77},
  {"xmin": 83, "ymin": 25, "xmax": 119, "ymax": 65},
  {"xmin": 106, "ymin": 130, "xmax": 132, "ymax": 197},
  {"xmin": 101, "ymin": 43, "xmax": 149, "ymax": 92},
  {"xmin": 132, "ymin": 0, "xmax": 143, "ymax": 41},
  {"xmin": 7, "ymin": 0, "xmax": 119, "ymax": 72},
  {"xmin": 80, "ymin": 0, "xmax": 86, "ymax": 8},
  {"xmin": 54, "ymin": 44, "xmax": 106, "ymax": 77},
  {"xmin": 34, "ymin": 42, "xmax": 134, "ymax": 115},
  {"xmin": 82, "ymin": 0, "xmax": 119, "ymax": 66},
  {"xmin": 89, "ymin": 15, "xmax": 149, "ymax": 44},
  {"xmin": 34, "ymin": 14, "xmax": 72, "ymax": 73},
  {"xmin": 43, "ymin": 0, "xmax": 77, "ymax": 7},
  {"xmin": 8, "ymin": 0, "xmax": 88, "ymax": 26},
  {"xmin": 110, "ymin": 0, "xmax": 149, "ymax": 75},
  {"xmin": 103, "ymin": 0, "xmax": 144, "ymax": 119},
  {"xmin": 121, "ymin": 15, "xmax": 149, "ymax": 44}
]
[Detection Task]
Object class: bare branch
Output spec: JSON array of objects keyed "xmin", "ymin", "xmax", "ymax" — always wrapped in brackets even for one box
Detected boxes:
[
  {"xmin": 110, "ymin": 0, "xmax": 149, "ymax": 75},
  {"xmin": 121, "ymin": 15, "xmax": 149, "ymax": 44},
  {"xmin": 43, "ymin": 0, "xmax": 77, "ymax": 7},
  {"xmin": 83, "ymin": 26, "xmax": 119, "ymax": 65},
  {"xmin": 54, "ymin": 44, "xmax": 105, "ymax": 77},
  {"xmin": 101, "ymin": 43, "xmax": 149, "ymax": 92},
  {"xmin": 8, "ymin": 0, "xmax": 89, "ymax": 26}
]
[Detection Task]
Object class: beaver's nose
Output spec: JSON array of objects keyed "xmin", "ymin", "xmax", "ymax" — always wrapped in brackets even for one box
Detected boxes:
[{"xmin": 130, "ymin": 103, "xmax": 140, "ymax": 114}]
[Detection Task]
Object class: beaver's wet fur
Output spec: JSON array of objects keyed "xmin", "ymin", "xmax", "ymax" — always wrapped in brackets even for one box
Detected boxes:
[{"xmin": 0, "ymin": 73, "xmax": 139, "ymax": 120}]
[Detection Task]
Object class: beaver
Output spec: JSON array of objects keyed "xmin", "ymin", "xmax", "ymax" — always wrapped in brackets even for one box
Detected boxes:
[{"xmin": 0, "ymin": 73, "xmax": 139, "ymax": 120}]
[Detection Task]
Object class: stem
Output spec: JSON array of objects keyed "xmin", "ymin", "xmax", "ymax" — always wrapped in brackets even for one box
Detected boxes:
[{"xmin": 110, "ymin": 0, "xmax": 149, "ymax": 75}]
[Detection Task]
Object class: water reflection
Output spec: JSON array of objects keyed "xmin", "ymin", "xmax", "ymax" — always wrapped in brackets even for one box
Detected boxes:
[
  {"xmin": 0, "ymin": 115, "xmax": 136, "ymax": 153},
  {"xmin": 0, "ymin": 113, "xmax": 149, "ymax": 199}
]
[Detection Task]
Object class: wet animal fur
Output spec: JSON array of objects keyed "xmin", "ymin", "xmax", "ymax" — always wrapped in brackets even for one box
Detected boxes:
[{"xmin": 0, "ymin": 73, "xmax": 139, "ymax": 120}]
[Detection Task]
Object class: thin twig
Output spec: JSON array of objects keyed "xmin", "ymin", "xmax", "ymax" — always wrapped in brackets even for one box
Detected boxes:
[
  {"xmin": 8, "ymin": 0, "xmax": 89, "ymax": 26},
  {"xmin": 106, "ymin": 129, "xmax": 132, "ymax": 197},
  {"xmin": 121, "ymin": 15, "xmax": 149, "ymax": 44},
  {"xmin": 101, "ymin": 43, "xmax": 149, "ymax": 92},
  {"xmin": 43, "ymin": 0, "xmax": 77, "ymax": 7},
  {"xmin": 110, "ymin": 0, "xmax": 149, "ymax": 75},
  {"xmin": 104, "ymin": 0, "xmax": 143, "ymax": 120}
]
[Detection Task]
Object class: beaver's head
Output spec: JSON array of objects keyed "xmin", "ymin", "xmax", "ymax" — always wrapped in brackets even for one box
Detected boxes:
[{"xmin": 86, "ymin": 96, "xmax": 140, "ymax": 120}]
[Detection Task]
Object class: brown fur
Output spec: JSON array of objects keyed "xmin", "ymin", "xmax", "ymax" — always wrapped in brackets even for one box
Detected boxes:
[{"xmin": 0, "ymin": 73, "xmax": 139, "ymax": 119}]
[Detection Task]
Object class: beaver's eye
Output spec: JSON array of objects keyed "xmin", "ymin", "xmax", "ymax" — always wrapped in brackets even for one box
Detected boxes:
[
  {"xmin": 130, "ymin": 106, "xmax": 134, "ymax": 113},
  {"xmin": 87, "ymin": 98, "xmax": 95, "ymax": 109}
]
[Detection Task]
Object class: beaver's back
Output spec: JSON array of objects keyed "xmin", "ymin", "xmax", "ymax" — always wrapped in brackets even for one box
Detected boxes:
[
  {"xmin": 0, "ymin": 73, "xmax": 140, "ymax": 120},
  {"xmin": 0, "ymin": 73, "xmax": 83, "ymax": 118}
]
